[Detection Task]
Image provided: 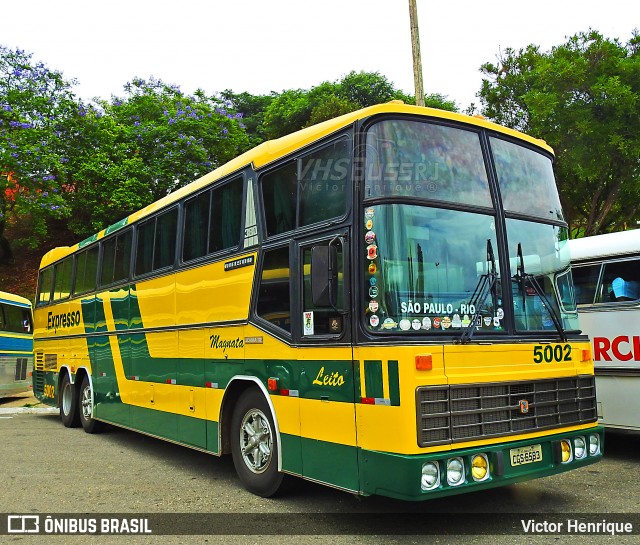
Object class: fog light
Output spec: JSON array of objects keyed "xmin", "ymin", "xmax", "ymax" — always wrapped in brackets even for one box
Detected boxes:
[
  {"xmin": 589, "ymin": 434, "xmax": 601, "ymax": 456},
  {"xmin": 421, "ymin": 461, "xmax": 440, "ymax": 491},
  {"xmin": 560, "ymin": 439, "xmax": 573, "ymax": 463},
  {"xmin": 574, "ymin": 436, "xmax": 586, "ymax": 459},
  {"xmin": 446, "ymin": 457, "xmax": 465, "ymax": 486},
  {"xmin": 471, "ymin": 454, "xmax": 490, "ymax": 482}
]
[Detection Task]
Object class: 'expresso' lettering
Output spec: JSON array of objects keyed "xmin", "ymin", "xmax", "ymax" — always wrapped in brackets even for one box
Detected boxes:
[{"xmin": 47, "ymin": 310, "xmax": 81, "ymax": 332}]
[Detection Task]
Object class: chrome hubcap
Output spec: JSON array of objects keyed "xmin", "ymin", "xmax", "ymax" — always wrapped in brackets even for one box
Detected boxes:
[
  {"xmin": 81, "ymin": 385, "xmax": 92, "ymax": 419},
  {"xmin": 239, "ymin": 409, "xmax": 273, "ymax": 474}
]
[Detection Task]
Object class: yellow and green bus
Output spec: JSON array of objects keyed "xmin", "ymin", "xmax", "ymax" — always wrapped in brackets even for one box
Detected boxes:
[
  {"xmin": 33, "ymin": 102, "xmax": 602, "ymax": 501},
  {"xmin": 1, "ymin": 291, "xmax": 33, "ymax": 398}
]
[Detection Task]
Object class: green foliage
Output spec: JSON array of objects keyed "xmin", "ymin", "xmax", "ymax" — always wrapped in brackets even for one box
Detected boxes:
[
  {"xmin": 64, "ymin": 78, "xmax": 250, "ymax": 235},
  {"xmin": 261, "ymin": 71, "xmax": 457, "ymax": 139},
  {"xmin": 220, "ymin": 90, "xmax": 274, "ymax": 147},
  {"xmin": 0, "ymin": 46, "xmax": 75, "ymax": 258},
  {"xmin": 0, "ymin": 43, "xmax": 457, "ymax": 262},
  {"xmin": 479, "ymin": 30, "xmax": 640, "ymax": 236}
]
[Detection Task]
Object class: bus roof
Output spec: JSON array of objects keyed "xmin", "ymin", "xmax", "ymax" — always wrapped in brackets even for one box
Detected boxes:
[
  {"xmin": 39, "ymin": 102, "xmax": 553, "ymax": 269},
  {"xmin": 0, "ymin": 290, "xmax": 32, "ymax": 308},
  {"xmin": 569, "ymin": 229, "xmax": 640, "ymax": 262}
]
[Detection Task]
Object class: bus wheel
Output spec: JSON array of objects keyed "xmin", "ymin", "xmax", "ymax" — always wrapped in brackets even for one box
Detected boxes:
[
  {"xmin": 79, "ymin": 375, "xmax": 103, "ymax": 434},
  {"xmin": 230, "ymin": 388, "xmax": 283, "ymax": 497},
  {"xmin": 60, "ymin": 373, "xmax": 80, "ymax": 428}
]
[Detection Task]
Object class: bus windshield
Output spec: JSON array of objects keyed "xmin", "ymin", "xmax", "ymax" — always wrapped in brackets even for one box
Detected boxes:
[
  {"xmin": 362, "ymin": 118, "xmax": 578, "ymax": 334},
  {"xmin": 363, "ymin": 204, "xmax": 502, "ymax": 333}
]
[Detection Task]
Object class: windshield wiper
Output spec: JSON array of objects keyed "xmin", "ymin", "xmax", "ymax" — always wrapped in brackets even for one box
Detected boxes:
[
  {"xmin": 514, "ymin": 242, "xmax": 567, "ymax": 342},
  {"xmin": 458, "ymin": 240, "xmax": 498, "ymax": 344}
]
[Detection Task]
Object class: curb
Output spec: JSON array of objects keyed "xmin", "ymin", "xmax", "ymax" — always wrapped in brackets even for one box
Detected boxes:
[{"xmin": 0, "ymin": 407, "xmax": 59, "ymax": 415}]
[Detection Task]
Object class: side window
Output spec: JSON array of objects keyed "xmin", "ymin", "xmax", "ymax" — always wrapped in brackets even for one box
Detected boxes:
[
  {"xmin": 210, "ymin": 177, "xmax": 243, "ymax": 253},
  {"xmin": 302, "ymin": 243, "xmax": 345, "ymax": 336},
  {"xmin": 183, "ymin": 191, "xmax": 210, "ymax": 261},
  {"xmin": 136, "ymin": 219, "xmax": 155, "ymax": 276},
  {"xmin": 572, "ymin": 264, "xmax": 601, "ymax": 305},
  {"xmin": 599, "ymin": 259, "xmax": 640, "ymax": 303},
  {"xmin": 74, "ymin": 245, "xmax": 99, "ymax": 295},
  {"xmin": 256, "ymin": 246, "xmax": 291, "ymax": 333},
  {"xmin": 154, "ymin": 209, "xmax": 177, "ymax": 270},
  {"xmin": 37, "ymin": 267, "xmax": 53, "ymax": 306},
  {"xmin": 299, "ymin": 139, "xmax": 349, "ymax": 226},
  {"xmin": 2, "ymin": 304, "xmax": 31, "ymax": 333},
  {"xmin": 261, "ymin": 137, "xmax": 350, "ymax": 237},
  {"xmin": 183, "ymin": 177, "xmax": 243, "ymax": 262},
  {"xmin": 262, "ymin": 162, "xmax": 296, "ymax": 236},
  {"xmin": 135, "ymin": 208, "xmax": 177, "ymax": 276},
  {"xmin": 101, "ymin": 229, "xmax": 132, "ymax": 286},
  {"xmin": 53, "ymin": 257, "xmax": 73, "ymax": 301}
]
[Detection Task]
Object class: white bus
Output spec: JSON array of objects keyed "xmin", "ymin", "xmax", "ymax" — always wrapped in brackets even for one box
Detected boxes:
[{"xmin": 569, "ymin": 229, "xmax": 640, "ymax": 431}]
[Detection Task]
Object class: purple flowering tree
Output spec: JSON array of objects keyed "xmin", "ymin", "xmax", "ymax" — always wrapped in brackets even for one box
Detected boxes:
[
  {"xmin": 64, "ymin": 77, "xmax": 250, "ymax": 234},
  {"xmin": 0, "ymin": 46, "xmax": 75, "ymax": 262}
]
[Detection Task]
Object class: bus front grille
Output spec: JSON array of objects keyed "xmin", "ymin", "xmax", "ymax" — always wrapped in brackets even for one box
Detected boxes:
[{"xmin": 417, "ymin": 375, "xmax": 597, "ymax": 446}]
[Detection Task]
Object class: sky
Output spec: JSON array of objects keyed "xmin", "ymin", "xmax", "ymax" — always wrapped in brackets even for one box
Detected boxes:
[{"xmin": 2, "ymin": 0, "xmax": 638, "ymax": 110}]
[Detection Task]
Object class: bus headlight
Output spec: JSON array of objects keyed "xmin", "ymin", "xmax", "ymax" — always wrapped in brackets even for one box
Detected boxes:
[
  {"xmin": 589, "ymin": 434, "xmax": 601, "ymax": 456},
  {"xmin": 471, "ymin": 454, "xmax": 490, "ymax": 482},
  {"xmin": 446, "ymin": 457, "xmax": 465, "ymax": 486},
  {"xmin": 573, "ymin": 437, "xmax": 587, "ymax": 459},
  {"xmin": 421, "ymin": 461, "xmax": 440, "ymax": 491},
  {"xmin": 560, "ymin": 439, "xmax": 573, "ymax": 463}
]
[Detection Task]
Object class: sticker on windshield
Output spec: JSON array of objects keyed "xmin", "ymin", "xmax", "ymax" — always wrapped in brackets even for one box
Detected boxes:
[
  {"xmin": 370, "ymin": 315, "xmax": 380, "ymax": 327},
  {"xmin": 381, "ymin": 318, "xmax": 397, "ymax": 330},
  {"xmin": 367, "ymin": 244, "xmax": 377, "ymax": 260},
  {"xmin": 303, "ymin": 311, "xmax": 314, "ymax": 335}
]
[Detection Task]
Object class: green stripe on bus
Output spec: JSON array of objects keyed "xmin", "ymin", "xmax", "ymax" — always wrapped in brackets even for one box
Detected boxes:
[
  {"xmin": 104, "ymin": 217, "xmax": 129, "ymax": 236},
  {"xmin": 388, "ymin": 360, "xmax": 400, "ymax": 406},
  {"xmin": 298, "ymin": 436, "xmax": 359, "ymax": 491},
  {"xmin": 364, "ymin": 360, "xmax": 383, "ymax": 399},
  {"xmin": 78, "ymin": 233, "xmax": 98, "ymax": 249}
]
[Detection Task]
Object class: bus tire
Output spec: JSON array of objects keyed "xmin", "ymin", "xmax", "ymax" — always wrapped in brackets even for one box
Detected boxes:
[
  {"xmin": 60, "ymin": 373, "xmax": 80, "ymax": 428},
  {"xmin": 79, "ymin": 375, "xmax": 103, "ymax": 434},
  {"xmin": 230, "ymin": 388, "xmax": 284, "ymax": 497}
]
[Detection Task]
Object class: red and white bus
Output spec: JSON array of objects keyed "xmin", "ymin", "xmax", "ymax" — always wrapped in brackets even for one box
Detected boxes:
[{"xmin": 569, "ymin": 229, "xmax": 640, "ymax": 431}]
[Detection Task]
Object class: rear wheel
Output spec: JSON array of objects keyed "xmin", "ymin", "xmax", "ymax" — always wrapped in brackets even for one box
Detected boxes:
[
  {"xmin": 230, "ymin": 388, "xmax": 283, "ymax": 497},
  {"xmin": 79, "ymin": 375, "xmax": 103, "ymax": 434},
  {"xmin": 60, "ymin": 373, "xmax": 80, "ymax": 428}
]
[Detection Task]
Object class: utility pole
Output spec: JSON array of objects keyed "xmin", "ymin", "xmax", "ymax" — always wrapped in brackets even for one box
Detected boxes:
[{"xmin": 408, "ymin": 0, "xmax": 425, "ymax": 106}]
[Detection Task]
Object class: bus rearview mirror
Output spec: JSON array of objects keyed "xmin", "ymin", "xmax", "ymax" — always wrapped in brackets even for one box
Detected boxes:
[{"xmin": 311, "ymin": 245, "xmax": 337, "ymax": 307}]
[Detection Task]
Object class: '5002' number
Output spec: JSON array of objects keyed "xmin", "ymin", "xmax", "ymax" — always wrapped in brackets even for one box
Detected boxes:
[{"xmin": 533, "ymin": 344, "xmax": 572, "ymax": 363}]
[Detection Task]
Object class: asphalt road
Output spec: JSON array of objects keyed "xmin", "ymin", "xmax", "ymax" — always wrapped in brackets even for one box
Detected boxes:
[{"xmin": 1, "ymin": 410, "xmax": 639, "ymax": 545}]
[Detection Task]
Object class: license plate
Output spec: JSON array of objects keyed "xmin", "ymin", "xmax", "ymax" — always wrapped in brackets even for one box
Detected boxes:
[{"xmin": 510, "ymin": 444, "xmax": 543, "ymax": 466}]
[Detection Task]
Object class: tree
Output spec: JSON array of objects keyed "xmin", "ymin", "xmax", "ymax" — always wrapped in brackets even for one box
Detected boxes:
[
  {"xmin": 479, "ymin": 30, "xmax": 640, "ymax": 236},
  {"xmin": 262, "ymin": 71, "xmax": 458, "ymax": 139},
  {"xmin": 64, "ymin": 78, "xmax": 250, "ymax": 235},
  {"xmin": 219, "ymin": 90, "xmax": 274, "ymax": 147},
  {"xmin": 0, "ymin": 46, "xmax": 75, "ymax": 261}
]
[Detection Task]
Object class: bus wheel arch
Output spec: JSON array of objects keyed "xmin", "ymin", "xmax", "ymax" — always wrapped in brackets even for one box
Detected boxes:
[
  {"xmin": 59, "ymin": 369, "xmax": 80, "ymax": 428},
  {"xmin": 224, "ymin": 380, "xmax": 284, "ymax": 497}
]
